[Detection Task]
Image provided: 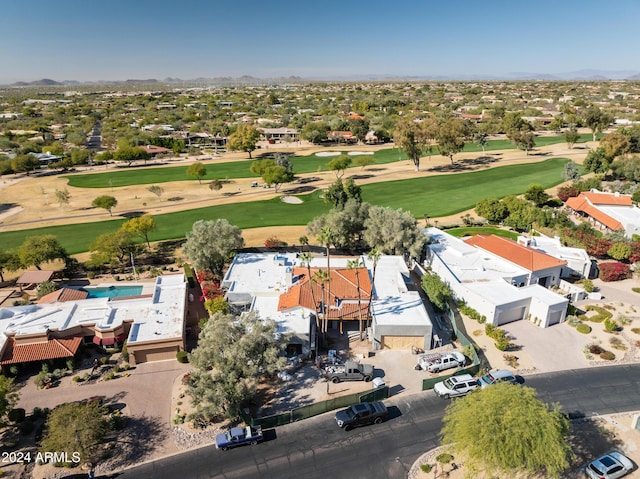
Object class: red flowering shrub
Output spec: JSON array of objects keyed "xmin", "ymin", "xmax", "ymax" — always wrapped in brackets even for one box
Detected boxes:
[
  {"xmin": 630, "ymin": 242, "xmax": 640, "ymax": 263},
  {"xmin": 562, "ymin": 228, "xmax": 612, "ymax": 257},
  {"xmin": 196, "ymin": 270, "xmax": 217, "ymax": 283},
  {"xmin": 557, "ymin": 185, "xmax": 580, "ymax": 202},
  {"xmin": 264, "ymin": 236, "xmax": 286, "ymax": 248},
  {"xmin": 598, "ymin": 262, "xmax": 632, "ymax": 282}
]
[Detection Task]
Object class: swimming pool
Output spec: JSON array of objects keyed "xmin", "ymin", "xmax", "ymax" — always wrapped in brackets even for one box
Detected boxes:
[{"xmin": 83, "ymin": 285, "xmax": 143, "ymax": 299}]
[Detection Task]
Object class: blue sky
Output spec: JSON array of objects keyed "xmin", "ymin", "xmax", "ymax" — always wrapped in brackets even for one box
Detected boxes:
[{"xmin": 1, "ymin": 0, "xmax": 640, "ymax": 82}]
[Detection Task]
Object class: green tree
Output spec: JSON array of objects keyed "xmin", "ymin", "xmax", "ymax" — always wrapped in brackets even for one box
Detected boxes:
[
  {"xmin": 88, "ymin": 229, "xmax": 140, "ymax": 270},
  {"xmin": 113, "ymin": 146, "xmax": 150, "ymax": 166},
  {"xmin": 18, "ymin": 235, "xmax": 67, "ymax": 270},
  {"xmin": 473, "ymin": 131, "xmax": 488, "ymax": 153},
  {"xmin": 92, "ymin": 195, "xmax": 118, "ymax": 216},
  {"xmin": 354, "ymin": 155, "xmax": 374, "ymax": 169},
  {"xmin": 475, "ymin": 198, "xmax": 509, "ymax": 223},
  {"xmin": 187, "ymin": 311, "xmax": 287, "ymax": 421},
  {"xmin": 611, "ymin": 155, "xmax": 640, "ymax": 182},
  {"xmin": 583, "ymin": 146, "xmax": 610, "ymax": 174},
  {"xmin": 300, "ymin": 122, "xmax": 329, "ymax": 144},
  {"xmin": 208, "ymin": 179, "xmax": 223, "ymax": 193},
  {"xmin": 582, "ymin": 105, "xmax": 613, "ymax": 141},
  {"xmin": 183, "ymin": 219, "xmax": 244, "ymax": 276},
  {"xmin": 0, "ymin": 375, "xmax": 19, "ymax": 428},
  {"xmin": 262, "ymin": 165, "xmax": 294, "ymax": 192},
  {"xmin": 607, "ymin": 242, "xmax": 632, "ymax": 261},
  {"xmin": 347, "ymin": 258, "xmax": 366, "ymax": 339},
  {"xmin": 0, "ymin": 250, "xmax": 21, "ymax": 282},
  {"xmin": 563, "ymin": 126, "xmax": 580, "ymax": 149},
  {"xmin": 307, "ymin": 199, "xmax": 370, "ymax": 249},
  {"xmin": 11, "ymin": 153, "xmax": 39, "ymax": 175},
  {"xmin": 440, "ymin": 383, "xmax": 571, "ymax": 478},
  {"xmin": 510, "ymin": 129, "xmax": 536, "ymax": 155},
  {"xmin": 327, "ymin": 154, "xmax": 352, "ymax": 178},
  {"xmin": 227, "ymin": 123, "xmax": 261, "ymax": 159},
  {"xmin": 147, "ymin": 185, "xmax": 164, "ymax": 199},
  {"xmin": 524, "ymin": 184, "xmax": 550, "ymax": 206},
  {"xmin": 601, "ymin": 132, "xmax": 632, "ymax": 160},
  {"xmin": 298, "ymin": 252, "xmax": 320, "ymax": 330},
  {"xmin": 421, "ymin": 273, "xmax": 452, "ymax": 311},
  {"xmin": 394, "ymin": 118, "xmax": 431, "ymax": 171},
  {"xmin": 363, "ymin": 205, "xmax": 425, "ymax": 257},
  {"xmin": 435, "ymin": 118, "xmax": 470, "ymax": 164},
  {"xmin": 40, "ymin": 402, "xmax": 108, "ymax": 465},
  {"xmin": 203, "ymin": 296, "xmax": 229, "ymax": 316},
  {"xmin": 186, "ymin": 162, "xmax": 207, "ymax": 184},
  {"xmin": 70, "ymin": 149, "xmax": 93, "ymax": 166},
  {"xmin": 122, "ymin": 214, "xmax": 157, "ymax": 248}
]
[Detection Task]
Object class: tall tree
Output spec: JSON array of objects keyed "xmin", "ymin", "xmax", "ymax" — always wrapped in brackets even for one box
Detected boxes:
[
  {"xmin": 186, "ymin": 162, "xmax": 207, "ymax": 184},
  {"xmin": 363, "ymin": 206, "xmax": 425, "ymax": 257},
  {"xmin": 583, "ymin": 146, "xmax": 611, "ymax": 174},
  {"xmin": 92, "ymin": 195, "xmax": 118, "ymax": 216},
  {"xmin": 582, "ymin": 105, "xmax": 613, "ymax": 141},
  {"xmin": 0, "ymin": 250, "xmax": 20, "ymax": 283},
  {"xmin": 187, "ymin": 311, "xmax": 287, "ymax": 421},
  {"xmin": 441, "ymin": 383, "xmax": 571, "ymax": 478},
  {"xmin": 563, "ymin": 161, "xmax": 581, "ymax": 182},
  {"xmin": 299, "ymin": 252, "xmax": 320, "ymax": 330},
  {"xmin": 227, "ymin": 123, "xmax": 261, "ymax": 159},
  {"xmin": 18, "ymin": 235, "xmax": 67, "ymax": 270},
  {"xmin": 347, "ymin": 258, "xmax": 366, "ymax": 339},
  {"xmin": 183, "ymin": 219, "xmax": 244, "ymax": 276},
  {"xmin": 327, "ymin": 154, "xmax": 352, "ymax": 178},
  {"xmin": 88, "ymin": 230, "xmax": 139, "ymax": 270},
  {"xmin": 366, "ymin": 248, "xmax": 381, "ymax": 329},
  {"xmin": 524, "ymin": 184, "xmax": 550, "ymax": 206},
  {"xmin": 122, "ymin": 214, "xmax": 157, "ymax": 248},
  {"xmin": 316, "ymin": 226, "xmax": 334, "ymax": 334},
  {"xmin": 40, "ymin": 401, "xmax": 109, "ymax": 465},
  {"xmin": 563, "ymin": 126, "xmax": 580, "ymax": 149},
  {"xmin": 473, "ymin": 131, "xmax": 488, "ymax": 153},
  {"xmin": 394, "ymin": 118, "xmax": 431, "ymax": 171},
  {"xmin": 147, "ymin": 185, "xmax": 164, "ymax": 199},
  {"xmin": 435, "ymin": 118, "xmax": 471, "ymax": 164}
]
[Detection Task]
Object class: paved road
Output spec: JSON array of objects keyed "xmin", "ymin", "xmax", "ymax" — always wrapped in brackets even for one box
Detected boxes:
[{"xmin": 115, "ymin": 364, "xmax": 640, "ymax": 479}]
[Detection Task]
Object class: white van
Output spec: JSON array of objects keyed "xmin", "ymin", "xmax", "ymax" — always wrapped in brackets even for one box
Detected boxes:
[{"xmin": 433, "ymin": 374, "xmax": 478, "ymax": 399}]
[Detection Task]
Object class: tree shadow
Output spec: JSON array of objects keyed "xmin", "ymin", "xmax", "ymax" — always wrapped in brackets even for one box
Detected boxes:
[
  {"xmin": 566, "ymin": 418, "xmax": 625, "ymax": 473},
  {"xmin": 104, "ymin": 414, "xmax": 168, "ymax": 468},
  {"xmin": 282, "ymin": 185, "xmax": 316, "ymax": 194},
  {"xmin": 0, "ymin": 202, "xmax": 18, "ymax": 213},
  {"xmin": 119, "ymin": 211, "xmax": 146, "ymax": 219},
  {"xmin": 348, "ymin": 174, "xmax": 374, "ymax": 180}
]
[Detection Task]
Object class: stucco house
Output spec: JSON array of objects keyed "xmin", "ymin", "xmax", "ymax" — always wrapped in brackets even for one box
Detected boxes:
[
  {"xmin": 425, "ymin": 228, "xmax": 568, "ymax": 328},
  {"xmin": 0, "ymin": 274, "xmax": 188, "ymax": 368},
  {"xmin": 566, "ymin": 190, "xmax": 640, "ymax": 238}
]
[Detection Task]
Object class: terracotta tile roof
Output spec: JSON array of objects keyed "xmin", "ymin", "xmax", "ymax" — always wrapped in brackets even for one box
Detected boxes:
[
  {"xmin": 16, "ymin": 270, "xmax": 55, "ymax": 285},
  {"xmin": 140, "ymin": 145, "xmax": 170, "ymax": 155},
  {"xmin": 38, "ymin": 288, "xmax": 89, "ymax": 304},
  {"xmin": 582, "ymin": 191, "xmax": 633, "ymax": 206},
  {"xmin": 278, "ymin": 267, "xmax": 372, "ymax": 320},
  {"xmin": 465, "ymin": 235, "xmax": 566, "ymax": 271},
  {"xmin": 566, "ymin": 195, "xmax": 625, "ymax": 231},
  {"xmin": 0, "ymin": 336, "xmax": 82, "ymax": 365}
]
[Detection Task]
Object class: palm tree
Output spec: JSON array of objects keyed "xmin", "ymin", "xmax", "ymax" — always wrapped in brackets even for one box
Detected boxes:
[
  {"xmin": 347, "ymin": 258, "xmax": 365, "ymax": 340},
  {"xmin": 299, "ymin": 235, "xmax": 309, "ymax": 253},
  {"xmin": 313, "ymin": 269, "xmax": 330, "ymax": 336},
  {"xmin": 316, "ymin": 226, "xmax": 334, "ymax": 333},
  {"xmin": 299, "ymin": 252, "xmax": 320, "ymax": 331},
  {"xmin": 366, "ymin": 248, "xmax": 381, "ymax": 330}
]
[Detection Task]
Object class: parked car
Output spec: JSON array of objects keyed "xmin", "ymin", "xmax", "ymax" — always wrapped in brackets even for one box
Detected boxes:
[
  {"xmin": 417, "ymin": 352, "xmax": 466, "ymax": 373},
  {"xmin": 433, "ymin": 374, "xmax": 478, "ymax": 399},
  {"xmin": 334, "ymin": 402, "xmax": 388, "ymax": 430},
  {"xmin": 585, "ymin": 451, "xmax": 634, "ymax": 479},
  {"xmin": 323, "ymin": 360, "xmax": 374, "ymax": 383},
  {"xmin": 476, "ymin": 369, "xmax": 517, "ymax": 388},
  {"xmin": 215, "ymin": 425, "xmax": 263, "ymax": 450}
]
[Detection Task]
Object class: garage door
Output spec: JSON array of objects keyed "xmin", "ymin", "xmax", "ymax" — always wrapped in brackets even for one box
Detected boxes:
[
  {"xmin": 496, "ymin": 306, "xmax": 526, "ymax": 326},
  {"xmin": 547, "ymin": 310, "xmax": 563, "ymax": 326},
  {"xmin": 133, "ymin": 346, "xmax": 179, "ymax": 364},
  {"xmin": 381, "ymin": 335, "xmax": 424, "ymax": 350}
]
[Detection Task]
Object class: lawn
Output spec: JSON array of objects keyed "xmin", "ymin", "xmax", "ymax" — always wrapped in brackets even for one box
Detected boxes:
[
  {"xmin": 443, "ymin": 227, "xmax": 519, "ymax": 240},
  {"xmin": 3, "ymin": 158, "xmax": 568, "ymax": 254},
  {"xmin": 62, "ymin": 133, "xmax": 588, "ymax": 189}
]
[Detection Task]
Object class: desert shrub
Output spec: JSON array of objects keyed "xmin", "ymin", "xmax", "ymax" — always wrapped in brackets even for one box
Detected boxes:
[
  {"xmin": 584, "ymin": 305, "xmax": 613, "ymax": 322},
  {"xmin": 576, "ymin": 323, "xmax": 591, "ymax": 334},
  {"xmin": 599, "ymin": 351, "xmax": 616, "ymax": 360},
  {"xmin": 582, "ymin": 279, "xmax": 594, "ymax": 293},
  {"xmin": 609, "ymin": 337, "xmax": 627, "ymax": 351},
  {"xmin": 632, "ymin": 327, "xmax": 640, "ymax": 335},
  {"xmin": 565, "ymin": 315, "xmax": 579, "ymax": 327},
  {"xmin": 494, "ymin": 336, "xmax": 512, "ymax": 351},
  {"xmin": 632, "ymin": 287, "xmax": 640, "ymax": 294},
  {"xmin": 420, "ymin": 464, "xmax": 433, "ymax": 473},
  {"xmin": 8, "ymin": 408, "xmax": 26, "ymax": 423},
  {"xmin": 72, "ymin": 375, "xmax": 83, "ymax": 383},
  {"xmin": 121, "ymin": 341, "xmax": 129, "ymax": 362},
  {"xmin": 589, "ymin": 344, "xmax": 605, "ymax": 355},
  {"xmin": 604, "ymin": 318, "xmax": 619, "ymax": 332},
  {"xmin": 436, "ymin": 453, "xmax": 454, "ymax": 465},
  {"xmin": 503, "ymin": 353, "xmax": 519, "ymax": 368},
  {"xmin": 599, "ymin": 262, "xmax": 632, "ymax": 282},
  {"xmin": 264, "ymin": 236, "xmax": 286, "ymax": 248},
  {"xmin": 176, "ymin": 351, "xmax": 189, "ymax": 363}
]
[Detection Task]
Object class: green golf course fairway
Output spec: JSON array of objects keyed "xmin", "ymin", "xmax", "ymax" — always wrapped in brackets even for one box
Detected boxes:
[{"xmin": 2, "ymin": 157, "xmax": 569, "ymax": 254}]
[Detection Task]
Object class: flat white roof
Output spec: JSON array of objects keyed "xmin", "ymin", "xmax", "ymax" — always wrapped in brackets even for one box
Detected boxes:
[
  {"xmin": 524, "ymin": 235, "xmax": 590, "ymax": 263},
  {"xmin": 597, "ymin": 205, "xmax": 640, "ymax": 230},
  {"xmin": 0, "ymin": 275, "xmax": 187, "ymax": 352}
]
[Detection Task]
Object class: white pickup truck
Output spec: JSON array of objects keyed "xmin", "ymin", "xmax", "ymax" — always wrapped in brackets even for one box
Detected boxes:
[{"xmin": 417, "ymin": 351, "xmax": 466, "ymax": 373}]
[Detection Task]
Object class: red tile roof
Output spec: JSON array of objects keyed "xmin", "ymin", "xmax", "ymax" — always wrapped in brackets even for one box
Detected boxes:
[
  {"xmin": 566, "ymin": 194, "xmax": 625, "ymax": 231},
  {"xmin": 16, "ymin": 270, "xmax": 55, "ymax": 285},
  {"xmin": 278, "ymin": 267, "xmax": 372, "ymax": 320},
  {"xmin": 140, "ymin": 145, "xmax": 170, "ymax": 155},
  {"xmin": 465, "ymin": 235, "xmax": 566, "ymax": 271},
  {"xmin": 38, "ymin": 287, "xmax": 89, "ymax": 304},
  {"xmin": 0, "ymin": 336, "xmax": 82, "ymax": 365}
]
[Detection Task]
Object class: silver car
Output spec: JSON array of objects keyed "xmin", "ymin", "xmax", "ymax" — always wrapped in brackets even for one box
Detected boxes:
[
  {"xmin": 585, "ymin": 451, "xmax": 634, "ymax": 479},
  {"xmin": 477, "ymin": 369, "xmax": 517, "ymax": 388}
]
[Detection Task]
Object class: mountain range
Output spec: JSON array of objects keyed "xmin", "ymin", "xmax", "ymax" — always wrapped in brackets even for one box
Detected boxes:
[{"xmin": 4, "ymin": 70, "xmax": 640, "ymax": 87}]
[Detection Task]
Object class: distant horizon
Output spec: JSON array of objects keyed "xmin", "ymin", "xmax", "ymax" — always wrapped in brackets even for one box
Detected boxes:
[{"xmin": 2, "ymin": 0, "xmax": 640, "ymax": 84}]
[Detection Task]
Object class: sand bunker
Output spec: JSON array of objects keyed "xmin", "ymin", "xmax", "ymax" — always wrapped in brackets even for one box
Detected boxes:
[
  {"xmin": 281, "ymin": 196, "xmax": 303, "ymax": 204},
  {"xmin": 348, "ymin": 151, "xmax": 374, "ymax": 156},
  {"xmin": 315, "ymin": 151, "xmax": 341, "ymax": 157}
]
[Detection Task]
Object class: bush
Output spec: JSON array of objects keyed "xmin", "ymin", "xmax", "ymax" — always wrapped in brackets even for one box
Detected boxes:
[
  {"xmin": 122, "ymin": 341, "xmax": 129, "ymax": 362},
  {"xmin": 609, "ymin": 337, "xmax": 627, "ymax": 351},
  {"xmin": 420, "ymin": 464, "xmax": 433, "ymax": 473},
  {"xmin": 176, "ymin": 351, "xmax": 189, "ymax": 363},
  {"xmin": 604, "ymin": 318, "xmax": 619, "ymax": 332},
  {"xmin": 8, "ymin": 408, "xmax": 26, "ymax": 423},
  {"xmin": 576, "ymin": 323, "xmax": 592, "ymax": 334},
  {"xmin": 495, "ymin": 336, "xmax": 512, "ymax": 351},
  {"xmin": 599, "ymin": 351, "xmax": 616, "ymax": 360},
  {"xmin": 566, "ymin": 315, "xmax": 579, "ymax": 327},
  {"xmin": 632, "ymin": 327, "xmax": 640, "ymax": 335},
  {"xmin": 599, "ymin": 262, "xmax": 632, "ymax": 282},
  {"xmin": 72, "ymin": 375, "xmax": 83, "ymax": 383},
  {"xmin": 582, "ymin": 279, "xmax": 594, "ymax": 293},
  {"xmin": 632, "ymin": 287, "xmax": 640, "ymax": 294},
  {"xmin": 584, "ymin": 305, "xmax": 613, "ymax": 322},
  {"xmin": 436, "ymin": 452, "xmax": 454, "ymax": 464},
  {"xmin": 589, "ymin": 344, "xmax": 605, "ymax": 355}
]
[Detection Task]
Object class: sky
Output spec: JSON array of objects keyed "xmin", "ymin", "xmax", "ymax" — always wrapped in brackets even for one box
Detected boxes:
[{"xmin": 1, "ymin": 0, "xmax": 640, "ymax": 83}]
